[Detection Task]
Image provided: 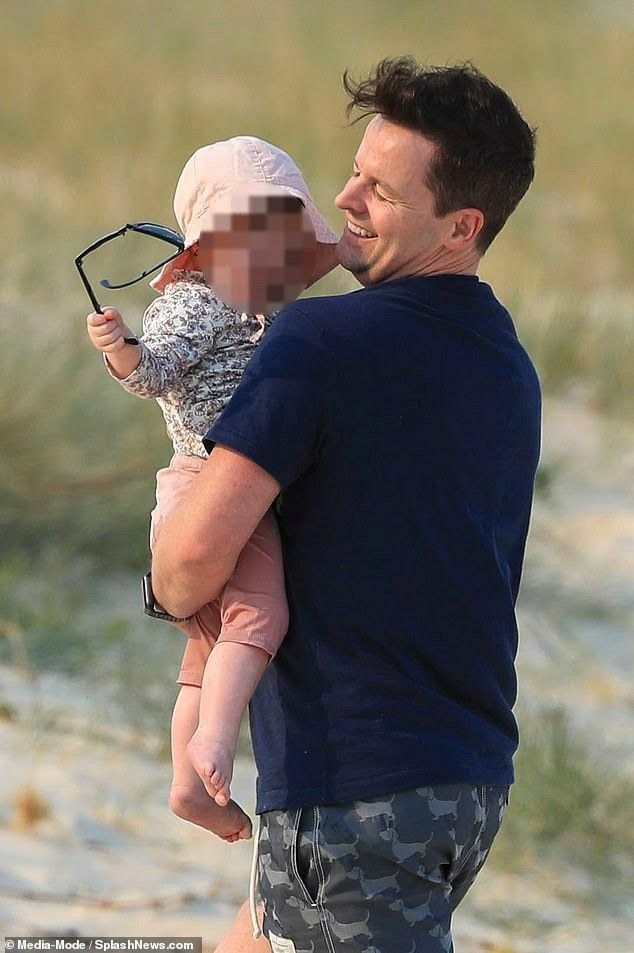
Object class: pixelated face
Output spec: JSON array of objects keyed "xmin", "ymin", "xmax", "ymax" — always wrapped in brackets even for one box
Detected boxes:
[
  {"xmin": 335, "ymin": 115, "xmax": 451, "ymax": 286},
  {"xmin": 198, "ymin": 195, "xmax": 317, "ymax": 314}
]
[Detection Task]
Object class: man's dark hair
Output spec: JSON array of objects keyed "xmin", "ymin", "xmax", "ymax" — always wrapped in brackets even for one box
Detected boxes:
[{"xmin": 343, "ymin": 57, "xmax": 536, "ymax": 252}]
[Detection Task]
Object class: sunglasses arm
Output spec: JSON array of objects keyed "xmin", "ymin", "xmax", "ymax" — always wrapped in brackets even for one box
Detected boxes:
[
  {"xmin": 75, "ymin": 223, "xmax": 184, "ymax": 344},
  {"xmin": 100, "ymin": 247, "xmax": 185, "ymax": 290}
]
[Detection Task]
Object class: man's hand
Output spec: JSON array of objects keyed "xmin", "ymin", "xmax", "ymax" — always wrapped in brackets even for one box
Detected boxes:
[
  {"xmin": 152, "ymin": 446, "xmax": 281, "ymax": 618},
  {"xmin": 86, "ymin": 308, "xmax": 141, "ymax": 379}
]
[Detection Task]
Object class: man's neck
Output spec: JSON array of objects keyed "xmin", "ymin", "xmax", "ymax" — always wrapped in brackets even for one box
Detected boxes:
[{"xmin": 411, "ymin": 245, "xmax": 481, "ymax": 279}]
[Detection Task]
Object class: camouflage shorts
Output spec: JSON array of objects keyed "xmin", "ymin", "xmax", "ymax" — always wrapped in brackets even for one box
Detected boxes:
[{"xmin": 258, "ymin": 784, "xmax": 509, "ymax": 953}]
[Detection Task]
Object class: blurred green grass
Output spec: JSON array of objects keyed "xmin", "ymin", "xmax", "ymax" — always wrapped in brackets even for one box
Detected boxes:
[
  {"xmin": 2, "ymin": 0, "xmax": 633, "ymax": 299},
  {"xmin": 493, "ymin": 707, "xmax": 634, "ymax": 886},
  {"xmin": 2, "ymin": 0, "xmax": 632, "ymax": 568}
]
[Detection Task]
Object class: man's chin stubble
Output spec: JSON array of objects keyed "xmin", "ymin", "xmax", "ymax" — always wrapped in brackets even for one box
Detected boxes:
[{"xmin": 336, "ymin": 245, "xmax": 371, "ymax": 277}]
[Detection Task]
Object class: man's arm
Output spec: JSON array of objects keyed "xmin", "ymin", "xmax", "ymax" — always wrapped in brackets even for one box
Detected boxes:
[{"xmin": 152, "ymin": 445, "xmax": 281, "ymax": 618}]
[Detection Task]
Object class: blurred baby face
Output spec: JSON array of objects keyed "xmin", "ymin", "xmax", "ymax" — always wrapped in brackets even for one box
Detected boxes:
[{"xmin": 198, "ymin": 195, "xmax": 317, "ymax": 314}]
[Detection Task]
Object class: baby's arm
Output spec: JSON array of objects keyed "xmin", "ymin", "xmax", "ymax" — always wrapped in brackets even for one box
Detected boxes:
[{"xmin": 86, "ymin": 285, "xmax": 218, "ymax": 398}]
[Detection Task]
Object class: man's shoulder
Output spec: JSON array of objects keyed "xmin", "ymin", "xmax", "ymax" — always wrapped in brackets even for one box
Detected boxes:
[
  {"xmin": 282, "ymin": 287, "xmax": 365, "ymax": 319},
  {"xmin": 275, "ymin": 283, "xmax": 393, "ymax": 333}
]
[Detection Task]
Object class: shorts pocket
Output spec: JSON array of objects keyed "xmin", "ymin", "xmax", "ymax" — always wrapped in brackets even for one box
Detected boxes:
[{"xmin": 291, "ymin": 807, "xmax": 320, "ymax": 907}]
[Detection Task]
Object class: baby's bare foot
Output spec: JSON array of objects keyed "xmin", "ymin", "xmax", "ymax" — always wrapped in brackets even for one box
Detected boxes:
[
  {"xmin": 170, "ymin": 783, "xmax": 252, "ymax": 841},
  {"xmin": 214, "ymin": 799, "xmax": 252, "ymax": 842},
  {"xmin": 187, "ymin": 730, "xmax": 234, "ymax": 807}
]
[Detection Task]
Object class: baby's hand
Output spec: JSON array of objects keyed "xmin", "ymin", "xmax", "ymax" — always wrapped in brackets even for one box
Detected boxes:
[{"xmin": 86, "ymin": 307, "xmax": 135, "ymax": 353}]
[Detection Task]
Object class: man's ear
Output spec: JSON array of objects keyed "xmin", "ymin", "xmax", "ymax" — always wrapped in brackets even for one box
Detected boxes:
[{"xmin": 447, "ymin": 209, "xmax": 485, "ymax": 248}]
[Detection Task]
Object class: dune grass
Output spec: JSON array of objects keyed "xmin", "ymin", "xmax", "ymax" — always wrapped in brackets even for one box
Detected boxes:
[
  {"xmin": 2, "ymin": 0, "xmax": 632, "ymax": 298},
  {"xmin": 492, "ymin": 707, "xmax": 634, "ymax": 888},
  {"xmin": 1, "ymin": 0, "xmax": 632, "ymax": 568}
]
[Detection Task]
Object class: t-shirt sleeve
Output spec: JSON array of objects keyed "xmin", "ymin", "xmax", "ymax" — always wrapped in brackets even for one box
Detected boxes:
[{"xmin": 204, "ymin": 304, "xmax": 332, "ymax": 489}]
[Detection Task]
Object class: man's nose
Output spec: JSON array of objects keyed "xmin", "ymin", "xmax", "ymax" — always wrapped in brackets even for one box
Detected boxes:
[{"xmin": 335, "ymin": 176, "xmax": 364, "ymax": 213}]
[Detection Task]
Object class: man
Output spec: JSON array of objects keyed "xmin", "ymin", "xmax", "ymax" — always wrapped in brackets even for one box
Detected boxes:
[{"xmin": 153, "ymin": 57, "xmax": 540, "ymax": 953}]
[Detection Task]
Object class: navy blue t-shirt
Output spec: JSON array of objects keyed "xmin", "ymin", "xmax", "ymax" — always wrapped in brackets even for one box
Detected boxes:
[{"xmin": 205, "ymin": 274, "xmax": 541, "ymax": 813}]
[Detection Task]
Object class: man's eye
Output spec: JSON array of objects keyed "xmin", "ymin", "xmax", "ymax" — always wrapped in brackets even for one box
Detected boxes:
[
  {"xmin": 351, "ymin": 169, "xmax": 360, "ymax": 177},
  {"xmin": 374, "ymin": 187, "xmax": 388, "ymax": 201}
]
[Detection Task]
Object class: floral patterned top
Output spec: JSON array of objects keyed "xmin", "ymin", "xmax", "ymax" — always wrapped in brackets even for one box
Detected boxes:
[{"xmin": 109, "ymin": 271, "xmax": 268, "ymax": 457}]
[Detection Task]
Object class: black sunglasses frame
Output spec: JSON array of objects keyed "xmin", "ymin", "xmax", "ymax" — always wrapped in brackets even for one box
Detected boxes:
[{"xmin": 75, "ymin": 222, "xmax": 185, "ymax": 342}]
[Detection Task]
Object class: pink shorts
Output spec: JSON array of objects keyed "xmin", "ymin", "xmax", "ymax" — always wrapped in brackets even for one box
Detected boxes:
[{"xmin": 150, "ymin": 453, "xmax": 289, "ymax": 687}]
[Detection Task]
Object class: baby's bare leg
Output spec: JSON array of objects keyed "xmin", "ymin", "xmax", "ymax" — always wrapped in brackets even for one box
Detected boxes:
[
  {"xmin": 170, "ymin": 685, "xmax": 252, "ymax": 842},
  {"xmin": 187, "ymin": 642, "xmax": 270, "ymax": 806}
]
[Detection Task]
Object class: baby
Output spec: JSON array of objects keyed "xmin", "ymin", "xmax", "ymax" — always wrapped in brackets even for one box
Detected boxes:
[{"xmin": 86, "ymin": 137, "xmax": 338, "ymax": 842}]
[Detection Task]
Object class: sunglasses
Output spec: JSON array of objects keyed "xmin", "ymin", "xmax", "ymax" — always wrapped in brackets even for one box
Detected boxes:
[{"xmin": 75, "ymin": 222, "xmax": 185, "ymax": 343}]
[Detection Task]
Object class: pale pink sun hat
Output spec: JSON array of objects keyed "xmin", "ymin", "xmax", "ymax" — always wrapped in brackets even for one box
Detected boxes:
[{"xmin": 151, "ymin": 136, "xmax": 339, "ymax": 290}]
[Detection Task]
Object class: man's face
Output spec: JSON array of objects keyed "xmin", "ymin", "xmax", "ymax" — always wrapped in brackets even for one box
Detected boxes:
[
  {"xmin": 335, "ymin": 116, "xmax": 454, "ymax": 286},
  {"xmin": 198, "ymin": 196, "xmax": 317, "ymax": 314}
]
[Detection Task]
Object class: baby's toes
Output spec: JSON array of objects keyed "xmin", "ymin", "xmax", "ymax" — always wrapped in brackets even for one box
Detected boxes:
[{"xmin": 214, "ymin": 784, "xmax": 230, "ymax": 807}]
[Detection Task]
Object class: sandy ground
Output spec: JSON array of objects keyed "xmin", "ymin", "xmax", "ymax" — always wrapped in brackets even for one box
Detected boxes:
[
  {"xmin": 517, "ymin": 396, "xmax": 634, "ymax": 774},
  {"xmin": 1, "ymin": 397, "xmax": 632, "ymax": 951},
  {"xmin": 0, "ymin": 664, "xmax": 256, "ymax": 942},
  {"xmin": 0, "ymin": 662, "xmax": 631, "ymax": 953}
]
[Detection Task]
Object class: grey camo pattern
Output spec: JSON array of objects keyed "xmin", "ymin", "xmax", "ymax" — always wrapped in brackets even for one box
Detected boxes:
[{"xmin": 259, "ymin": 784, "xmax": 509, "ymax": 953}]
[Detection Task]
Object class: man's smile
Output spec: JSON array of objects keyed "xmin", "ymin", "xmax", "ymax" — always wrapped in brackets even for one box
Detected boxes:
[{"xmin": 345, "ymin": 220, "xmax": 378, "ymax": 239}]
